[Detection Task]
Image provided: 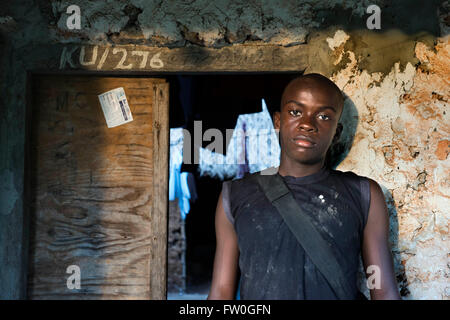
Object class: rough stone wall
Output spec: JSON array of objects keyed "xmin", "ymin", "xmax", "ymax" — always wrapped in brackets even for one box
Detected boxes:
[
  {"xmin": 327, "ymin": 30, "xmax": 449, "ymax": 300},
  {"xmin": 0, "ymin": 0, "xmax": 448, "ymax": 299},
  {"xmin": 32, "ymin": 0, "xmax": 385, "ymax": 46}
]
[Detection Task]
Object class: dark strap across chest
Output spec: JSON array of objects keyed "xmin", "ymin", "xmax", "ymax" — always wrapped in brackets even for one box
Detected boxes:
[{"xmin": 254, "ymin": 173, "xmax": 355, "ymax": 300}]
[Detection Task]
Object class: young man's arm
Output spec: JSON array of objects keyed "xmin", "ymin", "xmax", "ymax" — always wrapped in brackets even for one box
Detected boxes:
[
  {"xmin": 207, "ymin": 191, "xmax": 239, "ymax": 299},
  {"xmin": 361, "ymin": 179, "xmax": 401, "ymax": 300}
]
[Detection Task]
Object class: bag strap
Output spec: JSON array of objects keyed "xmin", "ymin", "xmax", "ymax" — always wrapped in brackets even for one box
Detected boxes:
[{"xmin": 255, "ymin": 172, "xmax": 354, "ymax": 300}]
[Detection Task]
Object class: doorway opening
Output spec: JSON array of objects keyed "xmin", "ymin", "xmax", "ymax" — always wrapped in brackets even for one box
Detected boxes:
[{"xmin": 165, "ymin": 73, "xmax": 301, "ymax": 299}]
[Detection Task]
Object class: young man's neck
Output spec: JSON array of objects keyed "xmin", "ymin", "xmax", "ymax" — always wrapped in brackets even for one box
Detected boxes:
[{"xmin": 277, "ymin": 158, "xmax": 326, "ymax": 178}]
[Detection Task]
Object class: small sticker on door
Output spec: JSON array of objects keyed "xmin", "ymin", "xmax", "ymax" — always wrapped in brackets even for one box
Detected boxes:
[{"xmin": 98, "ymin": 87, "xmax": 133, "ymax": 128}]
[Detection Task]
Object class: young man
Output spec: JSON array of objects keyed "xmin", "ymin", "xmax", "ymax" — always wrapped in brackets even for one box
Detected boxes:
[{"xmin": 207, "ymin": 73, "xmax": 400, "ymax": 300}]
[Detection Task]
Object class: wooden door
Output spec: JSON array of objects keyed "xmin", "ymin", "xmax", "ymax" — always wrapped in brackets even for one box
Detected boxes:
[{"xmin": 27, "ymin": 76, "xmax": 168, "ymax": 299}]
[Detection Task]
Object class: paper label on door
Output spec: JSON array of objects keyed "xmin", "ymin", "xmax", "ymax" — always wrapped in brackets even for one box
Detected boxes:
[{"xmin": 98, "ymin": 87, "xmax": 133, "ymax": 128}]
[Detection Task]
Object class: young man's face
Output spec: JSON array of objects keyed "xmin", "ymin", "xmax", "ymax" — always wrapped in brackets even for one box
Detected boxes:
[{"xmin": 274, "ymin": 80, "xmax": 343, "ymax": 167}]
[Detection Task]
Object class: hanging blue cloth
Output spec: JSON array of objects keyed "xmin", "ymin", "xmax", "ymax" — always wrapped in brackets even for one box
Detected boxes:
[
  {"xmin": 169, "ymin": 128, "xmax": 197, "ymax": 220},
  {"xmin": 169, "ymin": 128, "xmax": 183, "ymax": 202},
  {"xmin": 178, "ymin": 172, "xmax": 197, "ymax": 219}
]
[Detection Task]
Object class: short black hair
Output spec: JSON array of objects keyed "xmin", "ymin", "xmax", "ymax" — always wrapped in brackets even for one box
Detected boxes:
[{"xmin": 279, "ymin": 73, "xmax": 344, "ymax": 117}]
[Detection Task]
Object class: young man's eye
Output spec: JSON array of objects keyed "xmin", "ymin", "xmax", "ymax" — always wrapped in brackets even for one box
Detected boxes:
[
  {"xmin": 318, "ymin": 114, "xmax": 330, "ymax": 120},
  {"xmin": 289, "ymin": 110, "xmax": 301, "ymax": 117}
]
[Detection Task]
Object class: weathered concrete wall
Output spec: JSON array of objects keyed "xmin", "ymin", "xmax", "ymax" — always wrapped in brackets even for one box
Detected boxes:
[
  {"xmin": 328, "ymin": 31, "xmax": 449, "ymax": 300},
  {"xmin": 0, "ymin": 0, "xmax": 448, "ymax": 299}
]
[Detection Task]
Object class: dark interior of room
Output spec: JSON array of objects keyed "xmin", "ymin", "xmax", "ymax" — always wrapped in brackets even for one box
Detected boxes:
[{"xmin": 167, "ymin": 73, "xmax": 302, "ymax": 294}]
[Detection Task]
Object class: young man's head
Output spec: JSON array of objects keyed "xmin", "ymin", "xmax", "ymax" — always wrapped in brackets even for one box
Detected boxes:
[{"xmin": 274, "ymin": 73, "xmax": 344, "ymax": 169}]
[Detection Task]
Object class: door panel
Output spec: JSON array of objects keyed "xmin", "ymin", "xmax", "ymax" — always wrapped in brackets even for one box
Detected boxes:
[{"xmin": 27, "ymin": 76, "xmax": 168, "ymax": 299}]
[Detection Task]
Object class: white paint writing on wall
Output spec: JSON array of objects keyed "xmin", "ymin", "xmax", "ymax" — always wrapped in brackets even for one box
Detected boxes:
[
  {"xmin": 366, "ymin": 5, "xmax": 381, "ymax": 30},
  {"xmin": 97, "ymin": 46, "xmax": 109, "ymax": 69},
  {"xmin": 131, "ymin": 50, "xmax": 149, "ymax": 68},
  {"xmin": 66, "ymin": 5, "xmax": 81, "ymax": 30},
  {"xmin": 112, "ymin": 48, "xmax": 133, "ymax": 69},
  {"xmin": 59, "ymin": 46, "xmax": 77, "ymax": 69},
  {"xmin": 149, "ymin": 52, "xmax": 164, "ymax": 68},
  {"xmin": 79, "ymin": 45, "xmax": 97, "ymax": 66},
  {"xmin": 59, "ymin": 46, "xmax": 165, "ymax": 70}
]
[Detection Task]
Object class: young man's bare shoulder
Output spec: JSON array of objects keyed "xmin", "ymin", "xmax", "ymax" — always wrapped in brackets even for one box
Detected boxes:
[
  {"xmin": 329, "ymin": 168, "xmax": 365, "ymax": 178},
  {"xmin": 330, "ymin": 169, "xmax": 383, "ymax": 192}
]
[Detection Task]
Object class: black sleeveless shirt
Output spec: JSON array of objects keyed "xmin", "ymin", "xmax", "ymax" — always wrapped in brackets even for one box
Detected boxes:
[{"xmin": 222, "ymin": 166, "xmax": 371, "ymax": 300}]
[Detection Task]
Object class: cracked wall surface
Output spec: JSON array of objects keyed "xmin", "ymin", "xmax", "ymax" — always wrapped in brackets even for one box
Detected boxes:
[
  {"xmin": 0, "ymin": 0, "xmax": 448, "ymax": 299},
  {"xmin": 327, "ymin": 30, "xmax": 449, "ymax": 299}
]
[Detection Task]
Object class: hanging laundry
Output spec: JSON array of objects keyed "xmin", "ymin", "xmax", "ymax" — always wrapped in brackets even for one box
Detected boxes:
[
  {"xmin": 199, "ymin": 99, "xmax": 281, "ymax": 179},
  {"xmin": 178, "ymin": 171, "xmax": 198, "ymax": 220},
  {"xmin": 169, "ymin": 128, "xmax": 197, "ymax": 220}
]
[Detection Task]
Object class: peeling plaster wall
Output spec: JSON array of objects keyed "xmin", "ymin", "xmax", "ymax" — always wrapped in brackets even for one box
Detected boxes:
[
  {"xmin": 0, "ymin": 0, "xmax": 448, "ymax": 299},
  {"xmin": 328, "ymin": 31, "xmax": 449, "ymax": 300}
]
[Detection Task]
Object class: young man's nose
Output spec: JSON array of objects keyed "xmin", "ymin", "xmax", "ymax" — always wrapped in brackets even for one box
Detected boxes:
[{"xmin": 297, "ymin": 116, "xmax": 317, "ymax": 132}]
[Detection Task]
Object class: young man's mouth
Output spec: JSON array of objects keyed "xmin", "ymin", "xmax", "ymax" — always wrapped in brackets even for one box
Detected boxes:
[{"xmin": 292, "ymin": 135, "xmax": 316, "ymax": 148}]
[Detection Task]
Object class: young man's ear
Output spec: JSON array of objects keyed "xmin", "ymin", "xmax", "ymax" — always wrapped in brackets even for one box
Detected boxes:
[
  {"xmin": 332, "ymin": 123, "xmax": 343, "ymax": 143},
  {"xmin": 273, "ymin": 111, "xmax": 281, "ymax": 130}
]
